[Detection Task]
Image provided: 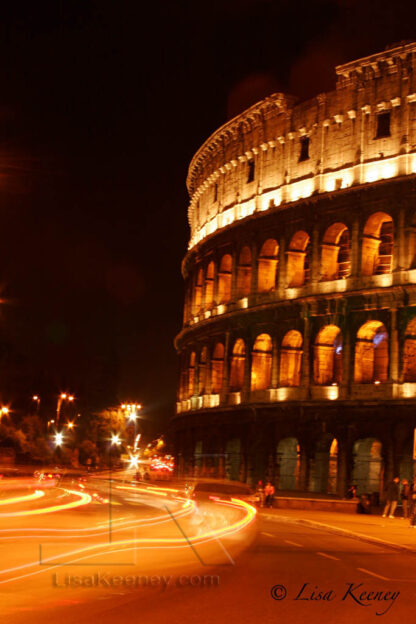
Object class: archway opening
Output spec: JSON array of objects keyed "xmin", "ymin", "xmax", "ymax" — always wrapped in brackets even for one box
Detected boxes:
[
  {"xmin": 403, "ymin": 318, "xmax": 416, "ymax": 381},
  {"xmin": 229, "ymin": 339, "xmax": 245, "ymax": 391},
  {"xmin": 352, "ymin": 438, "xmax": 383, "ymax": 495},
  {"xmin": 321, "ymin": 223, "xmax": 351, "ymax": 280},
  {"xmin": 313, "ymin": 325, "xmax": 343, "ymax": 385},
  {"xmin": 217, "ymin": 254, "xmax": 232, "ymax": 303},
  {"xmin": 258, "ymin": 239, "xmax": 279, "ymax": 292},
  {"xmin": 277, "ymin": 437, "xmax": 300, "ymax": 490},
  {"xmin": 198, "ymin": 347, "xmax": 208, "ymax": 395},
  {"xmin": 211, "ymin": 343, "xmax": 224, "ymax": 393},
  {"xmin": 236, "ymin": 246, "xmax": 252, "ymax": 297},
  {"xmin": 205, "ymin": 261, "xmax": 215, "ymax": 309},
  {"xmin": 309, "ymin": 435, "xmax": 338, "ymax": 494},
  {"xmin": 280, "ymin": 330, "xmax": 303, "ymax": 386},
  {"xmin": 362, "ymin": 212, "xmax": 393, "ymax": 276},
  {"xmin": 287, "ymin": 231, "xmax": 310, "ymax": 287},
  {"xmin": 251, "ymin": 334, "xmax": 272, "ymax": 390},
  {"xmin": 354, "ymin": 321, "xmax": 388, "ymax": 383},
  {"xmin": 225, "ymin": 438, "xmax": 241, "ymax": 481},
  {"xmin": 193, "ymin": 268, "xmax": 203, "ymax": 314}
]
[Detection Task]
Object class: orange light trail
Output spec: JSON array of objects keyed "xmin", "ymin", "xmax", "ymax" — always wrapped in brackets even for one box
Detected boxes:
[
  {"xmin": 0, "ymin": 497, "xmax": 255, "ymax": 584},
  {"xmin": 0, "ymin": 490, "xmax": 45, "ymax": 506},
  {"xmin": 0, "ymin": 489, "xmax": 91, "ymax": 517}
]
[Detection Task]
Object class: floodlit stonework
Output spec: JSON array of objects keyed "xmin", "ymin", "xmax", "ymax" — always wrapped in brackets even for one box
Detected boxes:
[{"xmin": 173, "ymin": 42, "xmax": 416, "ymax": 496}]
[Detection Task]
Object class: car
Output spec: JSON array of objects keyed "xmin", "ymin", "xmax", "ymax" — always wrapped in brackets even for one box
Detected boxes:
[{"xmin": 187, "ymin": 479, "xmax": 260, "ymax": 505}]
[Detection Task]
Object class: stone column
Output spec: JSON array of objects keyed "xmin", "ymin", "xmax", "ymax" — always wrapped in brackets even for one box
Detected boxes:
[
  {"xmin": 250, "ymin": 242, "xmax": 258, "ymax": 297},
  {"xmin": 277, "ymin": 235, "xmax": 286, "ymax": 298},
  {"xmin": 395, "ymin": 207, "xmax": 405, "ymax": 271},
  {"xmin": 310, "ymin": 224, "xmax": 320, "ymax": 284},
  {"xmin": 301, "ymin": 308, "xmax": 311, "ymax": 388},
  {"xmin": 230, "ymin": 249, "xmax": 238, "ymax": 302},
  {"xmin": 243, "ymin": 339, "xmax": 252, "ymax": 401},
  {"xmin": 271, "ymin": 336, "xmax": 279, "ymax": 388},
  {"xmin": 389, "ymin": 306, "xmax": 399, "ymax": 383},
  {"xmin": 342, "ymin": 321, "xmax": 352, "ymax": 392},
  {"xmin": 212, "ymin": 258, "xmax": 219, "ymax": 307},
  {"xmin": 350, "ymin": 217, "xmax": 360, "ymax": 278},
  {"xmin": 222, "ymin": 332, "xmax": 231, "ymax": 396}
]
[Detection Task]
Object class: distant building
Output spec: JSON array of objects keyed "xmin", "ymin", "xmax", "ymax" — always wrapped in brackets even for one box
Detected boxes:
[{"xmin": 173, "ymin": 42, "xmax": 416, "ymax": 496}]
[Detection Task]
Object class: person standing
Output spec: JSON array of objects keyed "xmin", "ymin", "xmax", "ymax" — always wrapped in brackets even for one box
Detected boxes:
[
  {"xmin": 264, "ymin": 481, "xmax": 275, "ymax": 508},
  {"xmin": 410, "ymin": 477, "xmax": 416, "ymax": 528},
  {"xmin": 401, "ymin": 479, "xmax": 410, "ymax": 518},
  {"xmin": 382, "ymin": 477, "xmax": 400, "ymax": 518}
]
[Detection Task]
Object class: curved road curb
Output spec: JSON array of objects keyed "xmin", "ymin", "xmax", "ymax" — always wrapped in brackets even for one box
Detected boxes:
[{"xmin": 261, "ymin": 512, "xmax": 416, "ymax": 555}]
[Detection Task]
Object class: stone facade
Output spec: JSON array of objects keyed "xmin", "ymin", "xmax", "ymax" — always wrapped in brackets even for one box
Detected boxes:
[{"xmin": 173, "ymin": 42, "xmax": 416, "ymax": 497}]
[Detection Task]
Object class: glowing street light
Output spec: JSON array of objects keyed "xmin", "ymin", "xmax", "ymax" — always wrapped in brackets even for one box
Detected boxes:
[
  {"xmin": 66, "ymin": 421, "xmax": 75, "ymax": 429},
  {"xmin": 111, "ymin": 433, "xmax": 121, "ymax": 446},
  {"xmin": 54, "ymin": 431, "xmax": 64, "ymax": 447},
  {"xmin": 57, "ymin": 393, "xmax": 75, "ymax": 424},
  {"xmin": 1, "ymin": 407, "xmax": 9, "ymax": 415}
]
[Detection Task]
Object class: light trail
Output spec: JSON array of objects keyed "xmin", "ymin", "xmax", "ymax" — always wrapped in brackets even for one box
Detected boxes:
[
  {"xmin": 0, "ymin": 490, "xmax": 45, "ymax": 506},
  {"xmin": 0, "ymin": 497, "xmax": 256, "ymax": 584},
  {"xmin": 0, "ymin": 489, "xmax": 91, "ymax": 517}
]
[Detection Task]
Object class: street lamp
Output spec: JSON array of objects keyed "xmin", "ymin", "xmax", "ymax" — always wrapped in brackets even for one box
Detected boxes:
[
  {"xmin": 54, "ymin": 431, "xmax": 64, "ymax": 447},
  {"xmin": 56, "ymin": 393, "xmax": 75, "ymax": 425},
  {"xmin": 1, "ymin": 407, "xmax": 9, "ymax": 416},
  {"xmin": 32, "ymin": 395, "xmax": 40, "ymax": 413}
]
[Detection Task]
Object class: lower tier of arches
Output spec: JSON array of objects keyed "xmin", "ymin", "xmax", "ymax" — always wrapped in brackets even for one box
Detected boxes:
[{"xmin": 171, "ymin": 402, "xmax": 416, "ymax": 497}]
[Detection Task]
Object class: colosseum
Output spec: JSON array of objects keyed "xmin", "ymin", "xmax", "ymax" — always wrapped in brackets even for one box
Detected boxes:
[{"xmin": 173, "ymin": 41, "xmax": 416, "ymax": 498}]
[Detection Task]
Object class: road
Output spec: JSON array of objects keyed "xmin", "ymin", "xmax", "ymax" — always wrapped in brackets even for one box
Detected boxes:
[{"xmin": 1, "ymin": 474, "xmax": 415, "ymax": 623}]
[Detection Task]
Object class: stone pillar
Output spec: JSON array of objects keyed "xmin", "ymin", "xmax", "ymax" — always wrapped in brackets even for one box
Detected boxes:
[
  {"xmin": 243, "ymin": 340, "xmax": 252, "ymax": 401},
  {"xmin": 342, "ymin": 322, "xmax": 352, "ymax": 392},
  {"xmin": 222, "ymin": 332, "xmax": 231, "ymax": 396},
  {"xmin": 250, "ymin": 242, "xmax": 258, "ymax": 297},
  {"xmin": 395, "ymin": 207, "xmax": 405, "ymax": 271},
  {"xmin": 310, "ymin": 224, "xmax": 320, "ymax": 284},
  {"xmin": 350, "ymin": 218, "xmax": 360, "ymax": 278},
  {"xmin": 212, "ymin": 259, "xmax": 219, "ymax": 306},
  {"xmin": 389, "ymin": 307, "xmax": 399, "ymax": 383},
  {"xmin": 299, "ymin": 444, "xmax": 310, "ymax": 491},
  {"xmin": 230, "ymin": 249, "xmax": 238, "ymax": 302},
  {"xmin": 271, "ymin": 336, "xmax": 279, "ymax": 388},
  {"xmin": 278, "ymin": 235, "xmax": 286, "ymax": 298},
  {"xmin": 301, "ymin": 309, "xmax": 311, "ymax": 388},
  {"xmin": 206, "ymin": 346, "xmax": 213, "ymax": 395}
]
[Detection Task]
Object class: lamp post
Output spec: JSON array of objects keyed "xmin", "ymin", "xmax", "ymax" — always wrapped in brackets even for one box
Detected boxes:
[
  {"xmin": 32, "ymin": 395, "xmax": 40, "ymax": 414},
  {"xmin": 109, "ymin": 432, "xmax": 122, "ymax": 542},
  {"xmin": 56, "ymin": 393, "xmax": 75, "ymax": 425}
]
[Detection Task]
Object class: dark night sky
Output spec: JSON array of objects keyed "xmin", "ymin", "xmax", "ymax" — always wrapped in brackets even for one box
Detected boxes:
[{"xmin": 0, "ymin": 0, "xmax": 413, "ymax": 429}]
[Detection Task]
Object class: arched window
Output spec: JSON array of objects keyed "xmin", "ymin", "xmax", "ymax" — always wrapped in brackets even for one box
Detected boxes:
[
  {"xmin": 211, "ymin": 343, "xmax": 224, "ymax": 393},
  {"xmin": 321, "ymin": 223, "xmax": 351, "ymax": 281},
  {"xmin": 198, "ymin": 347, "xmax": 208, "ymax": 394},
  {"xmin": 251, "ymin": 334, "xmax": 272, "ymax": 390},
  {"xmin": 217, "ymin": 254, "xmax": 232, "ymax": 304},
  {"xmin": 362, "ymin": 212, "xmax": 394, "ymax": 276},
  {"xmin": 193, "ymin": 268, "xmax": 203, "ymax": 314},
  {"xmin": 354, "ymin": 321, "xmax": 389, "ymax": 383},
  {"xmin": 188, "ymin": 352, "xmax": 196, "ymax": 397},
  {"xmin": 286, "ymin": 231, "xmax": 310, "ymax": 287},
  {"xmin": 313, "ymin": 325, "xmax": 343, "ymax": 385},
  {"xmin": 236, "ymin": 246, "xmax": 252, "ymax": 297},
  {"xmin": 280, "ymin": 330, "xmax": 303, "ymax": 386},
  {"xmin": 229, "ymin": 339, "xmax": 245, "ymax": 391},
  {"xmin": 204, "ymin": 261, "xmax": 214, "ymax": 309},
  {"xmin": 179, "ymin": 354, "xmax": 188, "ymax": 400},
  {"xmin": 403, "ymin": 318, "xmax": 416, "ymax": 382},
  {"xmin": 257, "ymin": 239, "xmax": 279, "ymax": 292}
]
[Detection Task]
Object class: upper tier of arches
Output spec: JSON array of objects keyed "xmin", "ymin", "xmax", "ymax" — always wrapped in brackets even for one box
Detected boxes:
[{"xmin": 184, "ymin": 210, "xmax": 404, "ymax": 325}]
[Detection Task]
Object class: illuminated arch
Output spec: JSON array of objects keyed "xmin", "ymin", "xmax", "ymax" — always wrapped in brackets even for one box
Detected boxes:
[
  {"xmin": 198, "ymin": 347, "xmax": 208, "ymax": 394},
  {"xmin": 251, "ymin": 334, "xmax": 272, "ymax": 390},
  {"xmin": 352, "ymin": 438, "xmax": 383, "ymax": 495},
  {"xmin": 211, "ymin": 343, "xmax": 224, "ymax": 393},
  {"xmin": 236, "ymin": 246, "xmax": 252, "ymax": 297},
  {"xmin": 354, "ymin": 321, "xmax": 388, "ymax": 383},
  {"xmin": 313, "ymin": 325, "xmax": 343, "ymax": 385},
  {"xmin": 403, "ymin": 318, "xmax": 416, "ymax": 381},
  {"xmin": 321, "ymin": 223, "xmax": 351, "ymax": 281},
  {"xmin": 309, "ymin": 435, "xmax": 338, "ymax": 494},
  {"xmin": 361, "ymin": 212, "xmax": 393, "ymax": 276},
  {"xmin": 188, "ymin": 352, "xmax": 196, "ymax": 397},
  {"xmin": 279, "ymin": 330, "xmax": 303, "ymax": 386},
  {"xmin": 204, "ymin": 261, "xmax": 215, "ymax": 309},
  {"xmin": 286, "ymin": 231, "xmax": 310, "ymax": 287},
  {"xmin": 217, "ymin": 254, "xmax": 232, "ymax": 304},
  {"xmin": 229, "ymin": 339, "xmax": 246, "ymax": 391},
  {"xmin": 257, "ymin": 239, "xmax": 279, "ymax": 292},
  {"xmin": 192, "ymin": 268, "xmax": 203, "ymax": 314}
]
